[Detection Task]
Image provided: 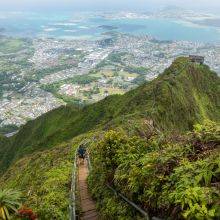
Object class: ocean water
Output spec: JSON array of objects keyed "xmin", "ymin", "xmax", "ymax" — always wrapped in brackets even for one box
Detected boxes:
[{"xmin": 0, "ymin": 11, "xmax": 220, "ymax": 43}]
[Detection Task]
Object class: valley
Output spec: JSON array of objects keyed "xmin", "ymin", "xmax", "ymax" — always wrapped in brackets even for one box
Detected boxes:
[{"xmin": 1, "ymin": 33, "xmax": 220, "ymax": 135}]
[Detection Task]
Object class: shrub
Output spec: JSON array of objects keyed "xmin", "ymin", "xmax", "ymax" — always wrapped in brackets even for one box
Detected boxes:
[{"xmin": 88, "ymin": 122, "xmax": 220, "ymax": 219}]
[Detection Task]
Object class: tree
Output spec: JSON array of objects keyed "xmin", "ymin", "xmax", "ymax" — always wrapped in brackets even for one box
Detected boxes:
[{"xmin": 0, "ymin": 189, "xmax": 22, "ymax": 220}]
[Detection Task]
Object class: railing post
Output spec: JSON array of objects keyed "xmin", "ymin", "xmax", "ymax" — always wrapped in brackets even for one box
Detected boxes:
[{"xmin": 69, "ymin": 149, "xmax": 78, "ymax": 220}]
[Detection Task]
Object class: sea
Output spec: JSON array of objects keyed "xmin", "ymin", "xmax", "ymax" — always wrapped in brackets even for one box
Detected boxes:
[{"xmin": 0, "ymin": 11, "xmax": 220, "ymax": 43}]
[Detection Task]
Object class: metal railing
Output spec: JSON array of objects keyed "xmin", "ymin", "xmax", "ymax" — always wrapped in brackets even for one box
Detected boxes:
[
  {"xmin": 71, "ymin": 147, "xmax": 163, "ymax": 220},
  {"xmin": 69, "ymin": 149, "xmax": 78, "ymax": 220},
  {"xmin": 106, "ymin": 184, "xmax": 150, "ymax": 220}
]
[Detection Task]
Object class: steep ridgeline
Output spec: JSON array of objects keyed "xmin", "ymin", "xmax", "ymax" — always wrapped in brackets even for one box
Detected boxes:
[
  {"xmin": 0, "ymin": 57, "xmax": 220, "ymax": 174},
  {"xmin": 0, "ymin": 57, "xmax": 220, "ymax": 219}
]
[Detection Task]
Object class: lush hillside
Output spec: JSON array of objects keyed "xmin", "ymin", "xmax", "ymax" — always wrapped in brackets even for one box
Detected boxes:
[
  {"xmin": 1, "ymin": 142, "xmax": 73, "ymax": 219},
  {"xmin": 88, "ymin": 121, "xmax": 220, "ymax": 219},
  {"xmin": 0, "ymin": 134, "xmax": 9, "ymax": 161},
  {"xmin": 0, "ymin": 57, "xmax": 219, "ymax": 219},
  {"xmin": 119, "ymin": 57, "xmax": 219, "ymax": 129},
  {"xmin": 0, "ymin": 105, "xmax": 78, "ymax": 173},
  {"xmin": 0, "ymin": 133, "xmax": 95, "ymax": 219},
  {"xmin": 1, "ymin": 57, "xmax": 219, "ymax": 174}
]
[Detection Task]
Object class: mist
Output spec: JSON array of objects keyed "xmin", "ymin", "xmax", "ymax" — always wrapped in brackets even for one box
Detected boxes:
[{"xmin": 0, "ymin": 0, "xmax": 220, "ymax": 13}]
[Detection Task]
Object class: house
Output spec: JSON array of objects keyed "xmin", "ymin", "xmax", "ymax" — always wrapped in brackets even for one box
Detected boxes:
[{"xmin": 189, "ymin": 55, "xmax": 205, "ymax": 65}]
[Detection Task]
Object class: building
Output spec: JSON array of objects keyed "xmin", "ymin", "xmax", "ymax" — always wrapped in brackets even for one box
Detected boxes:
[{"xmin": 189, "ymin": 55, "xmax": 205, "ymax": 65}]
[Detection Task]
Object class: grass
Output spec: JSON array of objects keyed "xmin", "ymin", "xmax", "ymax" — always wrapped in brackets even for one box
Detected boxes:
[
  {"xmin": 119, "ymin": 71, "xmax": 138, "ymax": 78},
  {"xmin": 90, "ymin": 70, "xmax": 138, "ymax": 79},
  {"xmin": 99, "ymin": 87, "xmax": 125, "ymax": 95},
  {"xmin": 0, "ymin": 38, "xmax": 30, "ymax": 54},
  {"xmin": 0, "ymin": 133, "xmax": 94, "ymax": 219}
]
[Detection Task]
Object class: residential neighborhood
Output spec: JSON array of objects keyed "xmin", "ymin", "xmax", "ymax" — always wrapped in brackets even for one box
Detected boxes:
[{"xmin": 0, "ymin": 32, "xmax": 220, "ymax": 133}]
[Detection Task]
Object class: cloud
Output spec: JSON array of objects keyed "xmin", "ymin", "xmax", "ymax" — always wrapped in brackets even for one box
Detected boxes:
[{"xmin": 0, "ymin": 0, "xmax": 220, "ymax": 12}]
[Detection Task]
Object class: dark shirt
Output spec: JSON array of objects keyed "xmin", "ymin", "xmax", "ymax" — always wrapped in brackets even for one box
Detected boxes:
[{"xmin": 78, "ymin": 147, "xmax": 86, "ymax": 156}]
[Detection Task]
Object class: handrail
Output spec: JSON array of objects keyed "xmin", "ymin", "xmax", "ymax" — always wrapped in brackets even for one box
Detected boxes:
[
  {"xmin": 69, "ymin": 149, "xmax": 78, "ymax": 220},
  {"xmin": 86, "ymin": 153, "xmax": 92, "ymax": 171},
  {"xmin": 86, "ymin": 153, "xmax": 151, "ymax": 220},
  {"xmin": 106, "ymin": 184, "xmax": 150, "ymax": 220}
]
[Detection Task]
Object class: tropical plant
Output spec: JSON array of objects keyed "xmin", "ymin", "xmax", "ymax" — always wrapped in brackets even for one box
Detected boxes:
[
  {"xmin": 0, "ymin": 189, "xmax": 22, "ymax": 220},
  {"xmin": 192, "ymin": 120, "xmax": 220, "ymax": 143},
  {"xmin": 88, "ymin": 121, "xmax": 220, "ymax": 219}
]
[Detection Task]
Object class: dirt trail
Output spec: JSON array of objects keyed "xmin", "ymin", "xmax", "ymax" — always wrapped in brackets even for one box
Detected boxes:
[{"xmin": 78, "ymin": 161, "xmax": 99, "ymax": 220}]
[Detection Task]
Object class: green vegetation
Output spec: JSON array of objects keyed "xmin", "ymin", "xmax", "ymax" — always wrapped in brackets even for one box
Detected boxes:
[
  {"xmin": 32, "ymin": 64, "xmax": 77, "ymax": 81},
  {"xmin": 0, "ymin": 189, "xmax": 22, "ymax": 219},
  {"xmin": 41, "ymin": 74, "xmax": 99, "ymax": 92},
  {"xmin": 50, "ymin": 93, "xmax": 82, "ymax": 105},
  {"xmin": 0, "ymin": 125, "xmax": 18, "ymax": 135},
  {"xmin": 132, "ymin": 75, "xmax": 147, "ymax": 85},
  {"xmin": 0, "ymin": 38, "xmax": 31, "ymax": 54},
  {"xmin": 88, "ymin": 121, "xmax": 220, "ymax": 219},
  {"xmin": 1, "ymin": 144, "xmax": 71, "ymax": 219},
  {"xmin": 0, "ymin": 57, "xmax": 219, "ymax": 219},
  {"xmin": 0, "ymin": 105, "xmax": 79, "ymax": 172},
  {"xmin": 124, "ymin": 66, "xmax": 150, "ymax": 75},
  {"xmin": 0, "ymin": 133, "xmax": 94, "ymax": 219},
  {"xmin": 1, "ymin": 58, "xmax": 220, "ymax": 173},
  {"xmin": 96, "ymin": 52, "xmax": 128, "ymax": 68},
  {"xmin": 40, "ymin": 74, "xmax": 100, "ymax": 103},
  {"xmin": 0, "ymin": 38, "xmax": 34, "ymax": 98},
  {"xmin": 107, "ymin": 52, "xmax": 128, "ymax": 63}
]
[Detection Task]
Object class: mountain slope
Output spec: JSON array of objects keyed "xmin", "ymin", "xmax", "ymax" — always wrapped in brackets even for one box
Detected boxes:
[
  {"xmin": 118, "ymin": 57, "xmax": 219, "ymax": 129},
  {"xmin": 88, "ymin": 121, "xmax": 220, "ymax": 220},
  {"xmin": 0, "ymin": 57, "xmax": 219, "ymax": 219},
  {"xmin": 1, "ymin": 57, "xmax": 220, "ymax": 174}
]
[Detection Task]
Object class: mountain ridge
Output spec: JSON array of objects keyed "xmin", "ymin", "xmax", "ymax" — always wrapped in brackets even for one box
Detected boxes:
[
  {"xmin": 0, "ymin": 57, "xmax": 219, "ymax": 174},
  {"xmin": 0, "ymin": 57, "xmax": 220, "ymax": 219}
]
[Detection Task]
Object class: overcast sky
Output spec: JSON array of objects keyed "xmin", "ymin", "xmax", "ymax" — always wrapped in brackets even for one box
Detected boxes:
[{"xmin": 1, "ymin": 0, "xmax": 220, "ymax": 13}]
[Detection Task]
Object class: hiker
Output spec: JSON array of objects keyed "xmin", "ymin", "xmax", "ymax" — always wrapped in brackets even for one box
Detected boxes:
[{"xmin": 78, "ymin": 145, "xmax": 86, "ymax": 164}]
